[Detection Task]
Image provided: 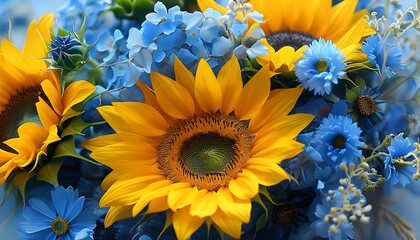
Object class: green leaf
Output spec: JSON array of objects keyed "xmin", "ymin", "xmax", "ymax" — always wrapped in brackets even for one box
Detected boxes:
[
  {"xmin": 53, "ymin": 136, "xmax": 101, "ymax": 165},
  {"xmin": 37, "ymin": 160, "xmax": 63, "ymax": 187},
  {"xmin": 12, "ymin": 172, "xmax": 35, "ymax": 204}
]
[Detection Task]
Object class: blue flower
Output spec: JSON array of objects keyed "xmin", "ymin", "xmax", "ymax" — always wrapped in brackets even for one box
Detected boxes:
[
  {"xmin": 295, "ymin": 38, "xmax": 346, "ymax": 96},
  {"xmin": 19, "ymin": 186, "xmax": 97, "ymax": 240},
  {"xmin": 310, "ymin": 114, "xmax": 363, "ymax": 165},
  {"xmin": 126, "ymin": 1, "xmax": 267, "ymax": 86},
  {"xmin": 312, "ymin": 198, "xmax": 355, "ymax": 240},
  {"xmin": 361, "ymin": 35, "xmax": 402, "ymax": 78},
  {"xmin": 384, "ymin": 134, "xmax": 416, "ymax": 187}
]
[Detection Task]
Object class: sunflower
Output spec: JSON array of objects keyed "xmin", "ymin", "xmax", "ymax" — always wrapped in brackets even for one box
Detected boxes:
[
  {"xmin": 0, "ymin": 14, "xmax": 95, "ymax": 185},
  {"xmin": 198, "ymin": 0, "xmax": 376, "ymax": 72},
  {"xmin": 83, "ymin": 56, "xmax": 313, "ymax": 239}
]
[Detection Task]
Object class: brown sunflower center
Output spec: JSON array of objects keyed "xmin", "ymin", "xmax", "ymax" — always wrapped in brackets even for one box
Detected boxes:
[
  {"xmin": 0, "ymin": 85, "xmax": 46, "ymax": 151},
  {"xmin": 266, "ymin": 31, "xmax": 315, "ymax": 51},
  {"xmin": 157, "ymin": 113, "xmax": 253, "ymax": 191},
  {"xmin": 272, "ymin": 201, "xmax": 299, "ymax": 228},
  {"xmin": 356, "ymin": 95, "xmax": 375, "ymax": 117},
  {"xmin": 51, "ymin": 217, "xmax": 69, "ymax": 236}
]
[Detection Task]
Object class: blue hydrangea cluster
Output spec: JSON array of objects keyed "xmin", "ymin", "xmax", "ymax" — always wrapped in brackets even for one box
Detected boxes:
[{"xmin": 126, "ymin": 1, "xmax": 267, "ymax": 86}]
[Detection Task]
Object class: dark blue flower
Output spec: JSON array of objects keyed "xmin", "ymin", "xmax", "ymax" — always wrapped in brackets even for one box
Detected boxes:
[
  {"xmin": 295, "ymin": 38, "xmax": 346, "ymax": 96},
  {"xmin": 19, "ymin": 186, "xmax": 97, "ymax": 240},
  {"xmin": 384, "ymin": 134, "xmax": 416, "ymax": 187},
  {"xmin": 310, "ymin": 114, "xmax": 363, "ymax": 165}
]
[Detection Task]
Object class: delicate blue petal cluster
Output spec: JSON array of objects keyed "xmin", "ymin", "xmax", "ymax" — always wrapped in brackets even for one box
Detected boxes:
[
  {"xmin": 19, "ymin": 186, "xmax": 97, "ymax": 240},
  {"xmin": 308, "ymin": 114, "xmax": 363, "ymax": 166},
  {"xmin": 295, "ymin": 39, "xmax": 346, "ymax": 96},
  {"xmin": 384, "ymin": 134, "xmax": 416, "ymax": 187},
  {"xmin": 126, "ymin": 1, "xmax": 267, "ymax": 86},
  {"xmin": 361, "ymin": 35, "xmax": 403, "ymax": 78}
]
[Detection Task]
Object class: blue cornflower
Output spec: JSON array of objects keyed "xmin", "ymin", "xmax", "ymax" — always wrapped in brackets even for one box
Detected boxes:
[
  {"xmin": 256, "ymin": 186, "xmax": 317, "ymax": 239},
  {"xmin": 295, "ymin": 38, "xmax": 346, "ymax": 96},
  {"xmin": 347, "ymin": 86, "xmax": 385, "ymax": 129},
  {"xmin": 310, "ymin": 114, "xmax": 363, "ymax": 165},
  {"xmin": 384, "ymin": 133, "xmax": 416, "ymax": 187},
  {"xmin": 19, "ymin": 186, "xmax": 97, "ymax": 240},
  {"xmin": 361, "ymin": 35, "xmax": 402, "ymax": 78}
]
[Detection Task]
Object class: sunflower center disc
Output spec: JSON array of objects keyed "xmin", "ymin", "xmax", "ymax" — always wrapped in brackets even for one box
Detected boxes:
[
  {"xmin": 333, "ymin": 135, "xmax": 346, "ymax": 149},
  {"xmin": 0, "ymin": 85, "xmax": 45, "ymax": 151},
  {"xmin": 356, "ymin": 95, "xmax": 375, "ymax": 117},
  {"xmin": 51, "ymin": 217, "xmax": 70, "ymax": 236},
  {"xmin": 157, "ymin": 113, "xmax": 253, "ymax": 191},
  {"xmin": 272, "ymin": 201, "xmax": 299, "ymax": 228},
  {"xmin": 180, "ymin": 132, "xmax": 235, "ymax": 175},
  {"xmin": 266, "ymin": 31, "xmax": 315, "ymax": 51}
]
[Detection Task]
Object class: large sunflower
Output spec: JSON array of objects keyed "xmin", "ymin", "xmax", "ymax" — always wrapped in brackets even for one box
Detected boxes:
[
  {"xmin": 83, "ymin": 56, "xmax": 313, "ymax": 239},
  {"xmin": 0, "ymin": 14, "xmax": 95, "ymax": 185},
  {"xmin": 198, "ymin": 0, "xmax": 376, "ymax": 72}
]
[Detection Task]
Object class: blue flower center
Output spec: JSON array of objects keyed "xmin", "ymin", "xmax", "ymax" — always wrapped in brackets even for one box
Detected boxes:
[
  {"xmin": 51, "ymin": 217, "xmax": 69, "ymax": 236},
  {"xmin": 333, "ymin": 135, "xmax": 346, "ymax": 149},
  {"xmin": 316, "ymin": 59, "xmax": 329, "ymax": 72},
  {"xmin": 272, "ymin": 201, "xmax": 298, "ymax": 228},
  {"xmin": 266, "ymin": 31, "xmax": 315, "ymax": 51}
]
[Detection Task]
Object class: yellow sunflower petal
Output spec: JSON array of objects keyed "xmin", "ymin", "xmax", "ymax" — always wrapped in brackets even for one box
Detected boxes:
[
  {"xmin": 234, "ymin": 64, "xmax": 270, "ymax": 120},
  {"xmin": 167, "ymin": 185, "xmax": 198, "ymax": 211},
  {"xmin": 97, "ymin": 106, "xmax": 132, "ymax": 133},
  {"xmin": 173, "ymin": 206, "xmax": 205, "ymax": 240},
  {"xmin": 112, "ymin": 102, "xmax": 168, "ymax": 137},
  {"xmin": 249, "ymin": 88, "xmax": 303, "ymax": 134},
  {"xmin": 251, "ymin": 138, "xmax": 304, "ymax": 161},
  {"xmin": 62, "ymin": 80, "xmax": 95, "ymax": 115},
  {"xmin": 82, "ymin": 134, "xmax": 122, "ymax": 152},
  {"xmin": 228, "ymin": 169, "xmax": 259, "ymax": 200},
  {"xmin": 189, "ymin": 189, "xmax": 218, "ymax": 218},
  {"xmin": 90, "ymin": 142, "xmax": 157, "ymax": 170},
  {"xmin": 217, "ymin": 55, "xmax": 242, "ymax": 115},
  {"xmin": 194, "ymin": 59, "xmax": 222, "ymax": 113},
  {"xmin": 36, "ymin": 97, "xmax": 60, "ymax": 129},
  {"xmin": 41, "ymin": 80, "xmax": 63, "ymax": 115},
  {"xmin": 246, "ymin": 163, "xmax": 290, "ymax": 186},
  {"xmin": 132, "ymin": 180, "xmax": 177, "ymax": 216},
  {"xmin": 211, "ymin": 208, "xmax": 242, "ymax": 239},
  {"xmin": 147, "ymin": 196, "xmax": 170, "ymax": 214},
  {"xmin": 197, "ymin": 0, "xmax": 226, "ymax": 14},
  {"xmin": 151, "ymin": 71, "xmax": 195, "ymax": 119},
  {"xmin": 216, "ymin": 187, "xmax": 251, "ymax": 223},
  {"xmin": 105, "ymin": 206, "xmax": 134, "ymax": 227}
]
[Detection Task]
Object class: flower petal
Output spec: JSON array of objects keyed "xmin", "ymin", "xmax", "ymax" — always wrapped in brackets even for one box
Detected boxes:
[
  {"xmin": 217, "ymin": 55, "xmax": 242, "ymax": 115},
  {"xmin": 189, "ymin": 189, "xmax": 218, "ymax": 218},
  {"xmin": 228, "ymin": 169, "xmax": 259, "ymax": 200},
  {"xmin": 173, "ymin": 206, "xmax": 205, "ymax": 240},
  {"xmin": 217, "ymin": 187, "xmax": 251, "ymax": 223},
  {"xmin": 234, "ymin": 64, "xmax": 270, "ymax": 120},
  {"xmin": 194, "ymin": 59, "xmax": 222, "ymax": 113}
]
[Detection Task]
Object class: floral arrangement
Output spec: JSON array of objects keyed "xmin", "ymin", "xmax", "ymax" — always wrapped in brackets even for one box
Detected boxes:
[{"xmin": 0, "ymin": 0, "xmax": 419, "ymax": 239}]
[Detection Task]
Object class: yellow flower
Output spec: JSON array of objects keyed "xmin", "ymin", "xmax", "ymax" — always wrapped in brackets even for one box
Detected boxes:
[
  {"xmin": 0, "ymin": 14, "xmax": 96, "ymax": 185},
  {"xmin": 83, "ymin": 56, "xmax": 313, "ymax": 239},
  {"xmin": 198, "ymin": 0, "xmax": 376, "ymax": 72}
]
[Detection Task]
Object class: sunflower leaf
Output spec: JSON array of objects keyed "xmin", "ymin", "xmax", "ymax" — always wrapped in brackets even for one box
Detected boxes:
[
  {"xmin": 53, "ymin": 136, "xmax": 101, "ymax": 165},
  {"xmin": 11, "ymin": 172, "xmax": 35, "ymax": 205},
  {"xmin": 36, "ymin": 159, "xmax": 62, "ymax": 187}
]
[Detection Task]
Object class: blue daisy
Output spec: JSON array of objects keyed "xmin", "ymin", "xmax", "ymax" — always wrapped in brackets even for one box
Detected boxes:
[
  {"xmin": 295, "ymin": 38, "xmax": 346, "ymax": 96},
  {"xmin": 311, "ymin": 114, "xmax": 363, "ymax": 165},
  {"xmin": 19, "ymin": 186, "xmax": 97, "ymax": 240},
  {"xmin": 384, "ymin": 133, "xmax": 416, "ymax": 187}
]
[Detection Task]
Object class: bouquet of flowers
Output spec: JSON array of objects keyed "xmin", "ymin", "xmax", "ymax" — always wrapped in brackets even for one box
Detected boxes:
[{"xmin": 0, "ymin": 0, "xmax": 419, "ymax": 239}]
